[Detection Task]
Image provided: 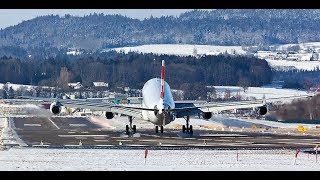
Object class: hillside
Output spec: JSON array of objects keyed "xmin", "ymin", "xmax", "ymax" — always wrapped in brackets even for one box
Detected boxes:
[{"xmin": 2, "ymin": 9, "xmax": 320, "ymax": 59}]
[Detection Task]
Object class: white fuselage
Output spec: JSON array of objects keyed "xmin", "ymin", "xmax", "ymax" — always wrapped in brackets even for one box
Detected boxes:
[{"xmin": 141, "ymin": 78, "xmax": 175, "ymax": 126}]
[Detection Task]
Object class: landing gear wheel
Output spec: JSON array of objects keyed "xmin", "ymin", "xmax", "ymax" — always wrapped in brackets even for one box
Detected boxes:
[
  {"xmin": 189, "ymin": 125, "xmax": 193, "ymax": 136},
  {"xmin": 155, "ymin": 126, "xmax": 159, "ymax": 133},
  {"xmin": 133, "ymin": 125, "xmax": 137, "ymax": 133},
  {"xmin": 125, "ymin": 125, "xmax": 129, "ymax": 135},
  {"xmin": 160, "ymin": 126, "xmax": 164, "ymax": 133},
  {"xmin": 182, "ymin": 125, "xmax": 186, "ymax": 133}
]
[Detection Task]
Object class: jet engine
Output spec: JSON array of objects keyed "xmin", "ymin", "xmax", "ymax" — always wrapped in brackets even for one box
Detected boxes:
[
  {"xmin": 105, "ymin": 112, "xmax": 114, "ymax": 119},
  {"xmin": 202, "ymin": 112, "xmax": 212, "ymax": 119},
  {"xmin": 50, "ymin": 102, "xmax": 62, "ymax": 115},
  {"xmin": 257, "ymin": 106, "xmax": 268, "ymax": 115}
]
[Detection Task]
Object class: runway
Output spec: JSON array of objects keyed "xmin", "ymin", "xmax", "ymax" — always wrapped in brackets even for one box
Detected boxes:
[{"xmin": 3, "ymin": 116, "xmax": 320, "ymax": 150}]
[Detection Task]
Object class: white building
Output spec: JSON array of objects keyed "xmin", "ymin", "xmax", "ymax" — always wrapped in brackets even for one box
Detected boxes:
[
  {"xmin": 68, "ymin": 82, "xmax": 83, "ymax": 89},
  {"xmin": 93, "ymin": 82, "xmax": 108, "ymax": 88},
  {"xmin": 300, "ymin": 53, "xmax": 313, "ymax": 61}
]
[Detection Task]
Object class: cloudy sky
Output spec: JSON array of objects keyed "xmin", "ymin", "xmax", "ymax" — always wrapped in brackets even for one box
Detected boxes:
[{"xmin": 0, "ymin": 9, "xmax": 195, "ymax": 29}]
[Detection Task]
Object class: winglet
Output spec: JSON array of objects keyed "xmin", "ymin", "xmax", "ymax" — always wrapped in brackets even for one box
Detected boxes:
[
  {"xmin": 313, "ymin": 87, "xmax": 320, "ymax": 96},
  {"xmin": 160, "ymin": 60, "xmax": 165, "ymax": 99}
]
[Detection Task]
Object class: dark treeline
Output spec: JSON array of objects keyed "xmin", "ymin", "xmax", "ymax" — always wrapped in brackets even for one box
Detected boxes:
[
  {"xmin": 0, "ymin": 52, "xmax": 272, "ymax": 90},
  {"xmin": 273, "ymin": 69, "xmax": 320, "ymax": 90},
  {"xmin": 270, "ymin": 94, "xmax": 320, "ymax": 120}
]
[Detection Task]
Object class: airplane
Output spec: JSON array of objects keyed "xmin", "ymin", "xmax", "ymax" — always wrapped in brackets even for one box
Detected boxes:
[{"xmin": 20, "ymin": 60, "xmax": 314, "ymax": 136}]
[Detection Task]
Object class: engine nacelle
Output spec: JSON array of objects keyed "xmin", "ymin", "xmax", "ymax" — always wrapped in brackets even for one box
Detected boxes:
[
  {"xmin": 257, "ymin": 106, "xmax": 268, "ymax": 115},
  {"xmin": 50, "ymin": 102, "xmax": 61, "ymax": 115},
  {"xmin": 105, "ymin": 112, "xmax": 114, "ymax": 119},
  {"xmin": 202, "ymin": 112, "xmax": 212, "ymax": 119}
]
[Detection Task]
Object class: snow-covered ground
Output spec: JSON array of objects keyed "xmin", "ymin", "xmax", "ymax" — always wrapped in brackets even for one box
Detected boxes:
[
  {"xmin": 0, "ymin": 148, "xmax": 318, "ymax": 171},
  {"xmin": 212, "ymin": 115, "xmax": 317, "ymax": 129},
  {"xmin": 213, "ymin": 86, "xmax": 309, "ymax": 101},
  {"xmin": 108, "ymin": 44, "xmax": 246, "ymax": 56},
  {"xmin": 0, "ymin": 117, "xmax": 26, "ymax": 147},
  {"xmin": 0, "ymin": 82, "xmax": 53, "ymax": 91},
  {"xmin": 266, "ymin": 59, "xmax": 320, "ymax": 71}
]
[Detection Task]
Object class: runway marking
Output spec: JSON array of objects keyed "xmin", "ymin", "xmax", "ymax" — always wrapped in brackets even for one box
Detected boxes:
[
  {"xmin": 210, "ymin": 143, "xmax": 246, "ymax": 146},
  {"xmin": 68, "ymin": 132, "xmax": 76, "ymax": 134},
  {"xmin": 95, "ymin": 145, "xmax": 114, "ymax": 147},
  {"xmin": 160, "ymin": 144, "xmax": 182, "ymax": 147},
  {"xmin": 199, "ymin": 134, "xmax": 247, "ymax": 137},
  {"xmin": 24, "ymin": 124, "xmax": 41, "ymax": 127},
  {"xmin": 116, "ymin": 140, "xmax": 132, "ymax": 142},
  {"xmin": 126, "ymin": 144, "xmax": 146, "ymax": 146},
  {"xmin": 188, "ymin": 144, "xmax": 212, "ymax": 146},
  {"xmin": 252, "ymin": 144, "xmax": 276, "ymax": 146},
  {"xmin": 277, "ymin": 142, "xmax": 316, "ymax": 146},
  {"xmin": 142, "ymin": 134, "xmax": 161, "ymax": 138},
  {"xmin": 139, "ymin": 139, "xmax": 159, "ymax": 142},
  {"xmin": 58, "ymin": 135, "xmax": 109, "ymax": 137},
  {"xmin": 214, "ymin": 139, "xmax": 233, "ymax": 142},
  {"xmin": 32, "ymin": 145, "xmax": 50, "ymax": 147},
  {"xmin": 64, "ymin": 145, "xmax": 82, "ymax": 147},
  {"xmin": 48, "ymin": 118, "xmax": 60, "ymax": 130},
  {"xmin": 184, "ymin": 138, "xmax": 196, "ymax": 140},
  {"xmin": 81, "ymin": 131, "xmax": 89, "ymax": 134},
  {"xmin": 94, "ymin": 140, "xmax": 109, "ymax": 142},
  {"xmin": 235, "ymin": 141, "xmax": 254, "ymax": 144},
  {"xmin": 158, "ymin": 136, "xmax": 181, "ymax": 139},
  {"xmin": 69, "ymin": 124, "xmax": 87, "ymax": 127},
  {"xmin": 75, "ymin": 137, "xmax": 87, "ymax": 139}
]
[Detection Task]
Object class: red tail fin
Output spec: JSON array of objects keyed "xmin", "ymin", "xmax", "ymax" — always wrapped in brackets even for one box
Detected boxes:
[{"xmin": 160, "ymin": 60, "xmax": 165, "ymax": 99}]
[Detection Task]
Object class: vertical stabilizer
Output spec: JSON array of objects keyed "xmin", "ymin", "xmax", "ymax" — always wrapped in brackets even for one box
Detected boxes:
[{"xmin": 160, "ymin": 60, "xmax": 165, "ymax": 100}]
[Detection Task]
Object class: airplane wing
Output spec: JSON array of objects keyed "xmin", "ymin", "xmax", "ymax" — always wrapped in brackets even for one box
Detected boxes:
[
  {"xmin": 19, "ymin": 96, "xmax": 155, "ymax": 119},
  {"xmin": 170, "ymin": 94, "xmax": 313, "ymax": 116},
  {"xmin": 19, "ymin": 93, "xmax": 313, "ymax": 119}
]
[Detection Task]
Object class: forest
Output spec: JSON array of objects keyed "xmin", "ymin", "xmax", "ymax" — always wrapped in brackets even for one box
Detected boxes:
[{"xmin": 0, "ymin": 52, "xmax": 272, "ymax": 91}]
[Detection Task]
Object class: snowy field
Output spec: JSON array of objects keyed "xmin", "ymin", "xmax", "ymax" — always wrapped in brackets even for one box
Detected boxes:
[
  {"xmin": 0, "ymin": 148, "xmax": 319, "ymax": 171},
  {"xmin": 212, "ymin": 86, "xmax": 309, "ymax": 100},
  {"xmin": 107, "ymin": 43, "xmax": 320, "ymax": 71},
  {"xmin": 0, "ymin": 82, "xmax": 53, "ymax": 91},
  {"xmin": 108, "ymin": 44, "xmax": 246, "ymax": 56},
  {"xmin": 266, "ymin": 59, "xmax": 320, "ymax": 71}
]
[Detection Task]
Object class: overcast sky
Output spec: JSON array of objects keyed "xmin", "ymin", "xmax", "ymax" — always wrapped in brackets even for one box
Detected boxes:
[{"xmin": 0, "ymin": 9, "xmax": 195, "ymax": 29}]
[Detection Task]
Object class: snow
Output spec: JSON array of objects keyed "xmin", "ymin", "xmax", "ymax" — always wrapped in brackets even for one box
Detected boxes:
[
  {"xmin": 108, "ymin": 44, "xmax": 246, "ymax": 57},
  {"xmin": 0, "ymin": 82, "xmax": 53, "ymax": 91},
  {"xmin": 66, "ymin": 50, "xmax": 82, "ymax": 56},
  {"xmin": 0, "ymin": 118, "xmax": 27, "ymax": 147},
  {"xmin": 108, "ymin": 43, "xmax": 320, "ymax": 71},
  {"xmin": 266, "ymin": 59, "xmax": 320, "ymax": 71},
  {"xmin": 213, "ymin": 86, "xmax": 309, "ymax": 100},
  {"xmin": 0, "ymin": 148, "xmax": 319, "ymax": 170}
]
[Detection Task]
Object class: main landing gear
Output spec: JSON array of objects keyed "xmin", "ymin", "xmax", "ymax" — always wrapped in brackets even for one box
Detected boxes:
[
  {"xmin": 155, "ymin": 125, "xmax": 164, "ymax": 133},
  {"xmin": 125, "ymin": 116, "xmax": 136, "ymax": 135},
  {"xmin": 182, "ymin": 116, "xmax": 193, "ymax": 136}
]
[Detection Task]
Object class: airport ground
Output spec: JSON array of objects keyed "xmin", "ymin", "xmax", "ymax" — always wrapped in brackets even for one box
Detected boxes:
[{"xmin": 1, "ymin": 115, "xmax": 320, "ymax": 150}]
